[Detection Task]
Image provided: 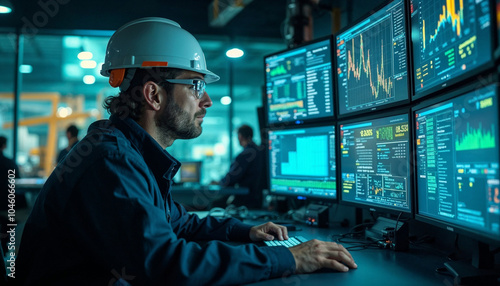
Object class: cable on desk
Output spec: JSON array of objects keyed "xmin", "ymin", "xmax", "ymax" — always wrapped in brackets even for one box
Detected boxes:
[
  {"xmin": 225, "ymin": 204, "xmax": 249, "ymax": 218},
  {"xmin": 434, "ymin": 267, "xmax": 453, "ymax": 277},
  {"xmin": 208, "ymin": 205, "xmax": 249, "ymax": 218},
  {"xmin": 349, "ymin": 222, "xmax": 374, "ymax": 234},
  {"xmin": 331, "ymin": 232, "xmax": 379, "ymax": 251},
  {"xmin": 446, "ymin": 234, "xmax": 464, "ymax": 262},
  {"xmin": 394, "ymin": 212, "xmax": 402, "ymax": 233}
]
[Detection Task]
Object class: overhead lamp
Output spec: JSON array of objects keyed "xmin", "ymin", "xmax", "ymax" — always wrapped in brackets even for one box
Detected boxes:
[
  {"xmin": 19, "ymin": 65, "xmax": 33, "ymax": 74},
  {"xmin": 78, "ymin": 51, "xmax": 93, "ymax": 60},
  {"xmin": 83, "ymin": 75, "xmax": 96, "ymax": 84},
  {"xmin": 0, "ymin": 0, "xmax": 13, "ymax": 14},
  {"xmin": 226, "ymin": 48, "xmax": 244, "ymax": 58},
  {"xmin": 80, "ymin": 60, "xmax": 97, "ymax": 69},
  {"xmin": 220, "ymin": 96, "xmax": 232, "ymax": 105}
]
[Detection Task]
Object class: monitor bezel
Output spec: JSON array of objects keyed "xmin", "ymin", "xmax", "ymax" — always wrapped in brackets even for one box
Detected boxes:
[
  {"xmin": 266, "ymin": 122, "xmax": 338, "ymax": 202},
  {"xmin": 334, "ymin": 0, "xmax": 412, "ymax": 119},
  {"xmin": 337, "ymin": 108, "xmax": 414, "ymax": 216},
  {"xmin": 410, "ymin": 0, "xmax": 498, "ymax": 101},
  {"xmin": 263, "ymin": 35, "xmax": 336, "ymax": 129},
  {"xmin": 411, "ymin": 76, "xmax": 500, "ymax": 246}
]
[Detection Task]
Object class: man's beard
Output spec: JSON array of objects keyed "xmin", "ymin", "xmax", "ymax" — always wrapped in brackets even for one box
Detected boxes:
[{"xmin": 155, "ymin": 96, "xmax": 205, "ymax": 141}]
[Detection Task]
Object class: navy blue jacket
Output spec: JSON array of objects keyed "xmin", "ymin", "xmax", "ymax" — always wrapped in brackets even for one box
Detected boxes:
[
  {"xmin": 220, "ymin": 141, "xmax": 264, "ymax": 208},
  {"xmin": 16, "ymin": 115, "xmax": 294, "ymax": 285}
]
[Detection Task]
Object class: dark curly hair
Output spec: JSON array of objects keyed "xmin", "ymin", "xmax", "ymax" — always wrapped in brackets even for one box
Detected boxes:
[{"xmin": 103, "ymin": 67, "xmax": 183, "ymax": 121}]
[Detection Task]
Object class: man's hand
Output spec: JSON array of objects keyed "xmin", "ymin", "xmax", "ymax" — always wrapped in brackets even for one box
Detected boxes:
[
  {"xmin": 289, "ymin": 239, "xmax": 357, "ymax": 273},
  {"xmin": 249, "ymin": 222, "xmax": 289, "ymax": 242}
]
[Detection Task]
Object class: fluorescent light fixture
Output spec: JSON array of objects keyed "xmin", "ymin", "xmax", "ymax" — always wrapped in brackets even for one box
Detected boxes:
[
  {"xmin": 77, "ymin": 51, "xmax": 93, "ymax": 60},
  {"xmin": 226, "ymin": 48, "xmax": 244, "ymax": 58},
  {"xmin": 19, "ymin": 65, "xmax": 33, "ymax": 74},
  {"xmin": 0, "ymin": 0, "xmax": 13, "ymax": 13},
  {"xmin": 83, "ymin": 75, "xmax": 96, "ymax": 84},
  {"xmin": 220, "ymin": 96, "xmax": 232, "ymax": 105},
  {"xmin": 80, "ymin": 60, "xmax": 97, "ymax": 69}
]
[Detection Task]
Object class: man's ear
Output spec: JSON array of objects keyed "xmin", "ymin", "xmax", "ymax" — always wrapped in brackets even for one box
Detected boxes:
[{"xmin": 142, "ymin": 81, "xmax": 162, "ymax": 111}]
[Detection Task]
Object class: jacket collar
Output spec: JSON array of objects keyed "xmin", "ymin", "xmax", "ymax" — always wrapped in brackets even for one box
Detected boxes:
[{"xmin": 109, "ymin": 115, "xmax": 180, "ymax": 182}]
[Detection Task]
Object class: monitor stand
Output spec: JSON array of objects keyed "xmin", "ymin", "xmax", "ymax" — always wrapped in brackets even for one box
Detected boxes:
[{"xmin": 444, "ymin": 241, "xmax": 500, "ymax": 285}]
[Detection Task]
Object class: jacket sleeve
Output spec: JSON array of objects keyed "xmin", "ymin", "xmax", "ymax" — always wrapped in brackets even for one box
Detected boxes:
[
  {"xmin": 170, "ymin": 198, "xmax": 254, "ymax": 242},
  {"xmin": 70, "ymin": 153, "xmax": 295, "ymax": 286}
]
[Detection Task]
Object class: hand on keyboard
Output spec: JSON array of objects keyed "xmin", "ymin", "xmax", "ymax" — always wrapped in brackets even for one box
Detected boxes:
[
  {"xmin": 263, "ymin": 236, "xmax": 308, "ymax": 248},
  {"xmin": 249, "ymin": 221, "xmax": 289, "ymax": 241}
]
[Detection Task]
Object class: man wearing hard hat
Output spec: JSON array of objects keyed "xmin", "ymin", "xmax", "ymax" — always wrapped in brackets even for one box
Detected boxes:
[{"xmin": 16, "ymin": 18, "xmax": 356, "ymax": 285}]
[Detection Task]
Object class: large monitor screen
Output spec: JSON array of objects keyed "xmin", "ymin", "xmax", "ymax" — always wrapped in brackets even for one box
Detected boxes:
[
  {"xmin": 340, "ymin": 112, "xmax": 411, "ymax": 213},
  {"xmin": 411, "ymin": 0, "xmax": 494, "ymax": 98},
  {"xmin": 414, "ymin": 83, "xmax": 500, "ymax": 242},
  {"xmin": 264, "ymin": 37, "xmax": 334, "ymax": 126},
  {"xmin": 268, "ymin": 125, "xmax": 336, "ymax": 200},
  {"xmin": 335, "ymin": 0, "xmax": 409, "ymax": 116}
]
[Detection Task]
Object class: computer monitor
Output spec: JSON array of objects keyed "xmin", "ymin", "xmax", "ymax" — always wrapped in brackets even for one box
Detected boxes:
[
  {"xmin": 410, "ymin": 0, "xmax": 495, "ymax": 99},
  {"xmin": 339, "ymin": 111, "xmax": 411, "ymax": 215},
  {"xmin": 497, "ymin": 0, "xmax": 500, "ymax": 59},
  {"xmin": 179, "ymin": 161, "xmax": 202, "ymax": 184},
  {"xmin": 414, "ymin": 82, "xmax": 500, "ymax": 282},
  {"xmin": 264, "ymin": 36, "xmax": 334, "ymax": 127},
  {"xmin": 267, "ymin": 124, "xmax": 337, "ymax": 201},
  {"xmin": 335, "ymin": 0, "xmax": 410, "ymax": 117}
]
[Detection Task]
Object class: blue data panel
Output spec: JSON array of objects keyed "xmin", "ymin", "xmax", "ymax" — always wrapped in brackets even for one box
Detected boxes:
[
  {"xmin": 336, "ymin": 0, "xmax": 409, "ymax": 116},
  {"xmin": 265, "ymin": 38, "xmax": 334, "ymax": 125},
  {"xmin": 415, "ymin": 84, "xmax": 500, "ymax": 239},
  {"xmin": 411, "ymin": 0, "xmax": 493, "ymax": 97},
  {"xmin": 340, "ymin": 113, "xmax": 411, "ymax": 212},
  {"xmin": 268, "ymin": 125, "xmax": 337, "ymax": 200}
]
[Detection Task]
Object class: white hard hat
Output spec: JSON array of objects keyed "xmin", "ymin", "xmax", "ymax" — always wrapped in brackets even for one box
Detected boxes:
[{"xmin": 101, "ymin": 17, "xmax": 220, "ymax": 89}]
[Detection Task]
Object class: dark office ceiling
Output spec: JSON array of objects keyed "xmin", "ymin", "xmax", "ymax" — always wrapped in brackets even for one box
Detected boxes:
[
  {"xmin": 0, "ymin": 0, "xmax": 289, "ymax": 38},
  {"xmin": 0, "ymin": 0, "xmax": 383, "ymax": 102}
]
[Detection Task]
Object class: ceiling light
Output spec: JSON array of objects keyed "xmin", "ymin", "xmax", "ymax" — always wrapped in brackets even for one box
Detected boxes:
[
  {"xmin": 80, "ymin": 60, "xmax": 97, "ymax": 69},
  {"xmin": 220, "ymin": 96, "xmax": 232, "ymax": 105},
  {"xmin": 19, "ymin": 65, "xmax": 33, "ymax": 74},
  {"xmin": 83, "ymin": 75, "xmax": 96, "ymax": 84},
  {"xmin": 0, "ymin": 0, "xmax": 13, "ymax": 14},
  {"xmin": 226, "ymin": 48, "xmax": 244, "ymax": 58},
  {"xmin": 78, "ymin": 51, "xmax": 93, "ymax": 60}
]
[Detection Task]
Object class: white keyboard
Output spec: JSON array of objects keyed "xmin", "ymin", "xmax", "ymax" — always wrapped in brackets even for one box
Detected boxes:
[{"xmin": 263, "ymin": 236, "xmax": 308, "ymax": 248}]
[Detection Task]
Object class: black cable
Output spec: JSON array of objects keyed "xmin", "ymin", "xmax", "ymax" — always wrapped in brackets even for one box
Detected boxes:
[
  {"xmin": 331, "ymin": 233, "xmax": 379, "ymax": 251},
  {"xmin": 394, "ymin": 212, "xmax": 403, "ymax": 233},
  {"xmin": 349, "ymin": 222, "xmax": 374, "ymax": 234}
]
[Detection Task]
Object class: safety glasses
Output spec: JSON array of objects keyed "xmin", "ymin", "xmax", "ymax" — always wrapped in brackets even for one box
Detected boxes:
[{"xmin": 163, "ymin": 79, "xmax": 206, "ymax": 99}]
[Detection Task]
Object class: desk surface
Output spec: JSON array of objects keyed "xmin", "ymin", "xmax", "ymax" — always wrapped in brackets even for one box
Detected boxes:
[
  {"xmin": 170, "ymin": 184, "xmax": 249, "ymax": 195},
  {"xmin": 243, "ymin": 223, "xmax": 455, "ymax": 286}
]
